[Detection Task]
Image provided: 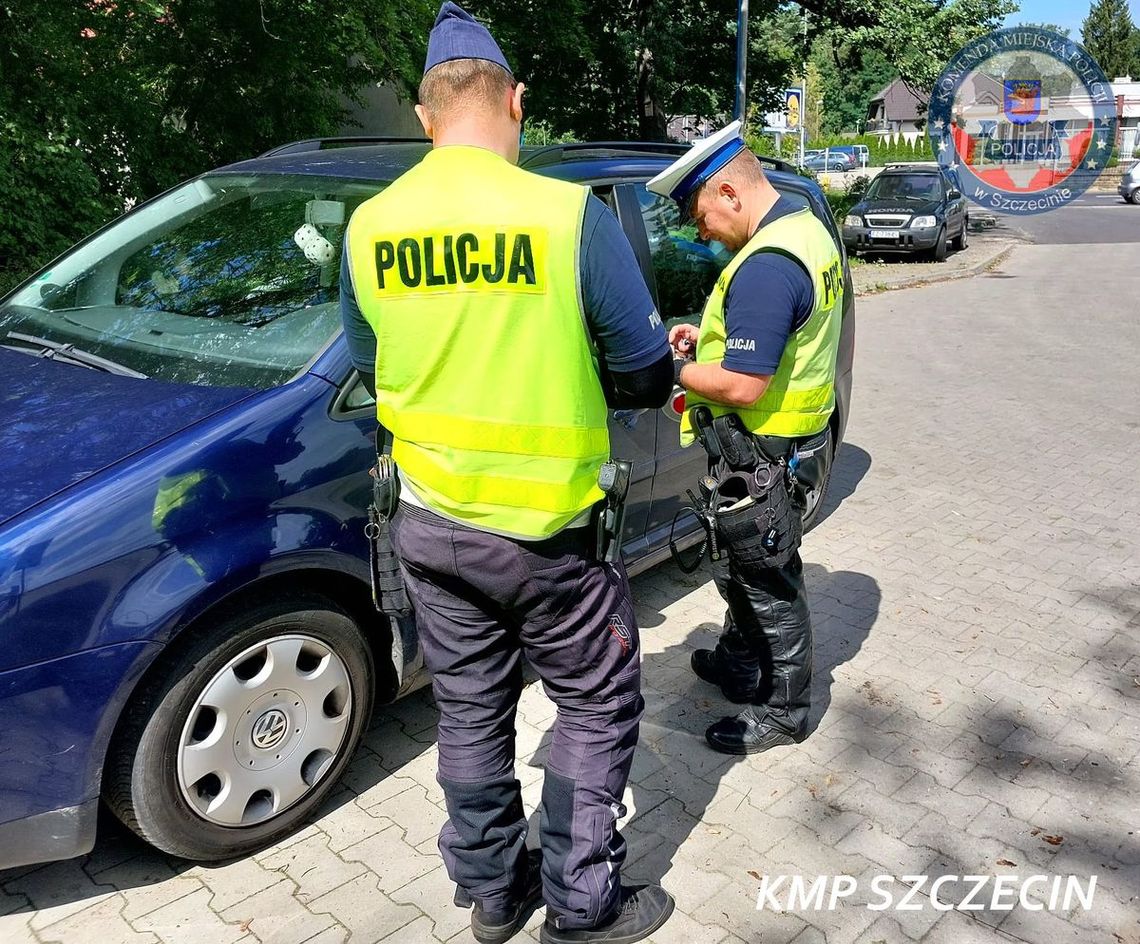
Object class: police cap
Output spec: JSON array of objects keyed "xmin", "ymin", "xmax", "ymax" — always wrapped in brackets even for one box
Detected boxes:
[
  {"xmin": 646, "ymin": 119, "xmax": 747, "ymax": 213},
  {"xmin": 423, "ymin": 2, "xmax": 512, "ymax": 76}
]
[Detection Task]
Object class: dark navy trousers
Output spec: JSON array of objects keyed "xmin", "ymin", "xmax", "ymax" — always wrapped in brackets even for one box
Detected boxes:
[{"xmin": 389, "ymin": 503, "xmax": 643, "ymax": 930}]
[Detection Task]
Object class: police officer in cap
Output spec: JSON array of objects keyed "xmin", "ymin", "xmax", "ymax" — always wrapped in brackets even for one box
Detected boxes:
[
  {"xmin": 340, "ymin": 4, "xmax": 675, "ymax": 942},
  {"xmin": 648, "ymin": 122, "xmax": 843, "ymax": 755}
]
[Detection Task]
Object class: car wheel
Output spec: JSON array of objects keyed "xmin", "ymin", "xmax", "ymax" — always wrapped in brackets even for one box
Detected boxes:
[
  {"xmin": 930, "ymin": 226, "xmax": 948, "ymax": 262},
  {"xmin": 952, "ymin": 217, "xmax": 969, "ymax": 251},
  {"xmin": 1130, "ymin": 188, "xmax": 1140, "ymax": 206},
  {"xmin": 105, "ymin": 594, "xmax": 374, "ymax": 861}
]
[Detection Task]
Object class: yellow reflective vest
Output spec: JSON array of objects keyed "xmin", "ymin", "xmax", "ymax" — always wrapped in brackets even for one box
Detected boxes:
[
  {"xmin": 680, "ymin": 206, "xmax": 843, "ymax": 444},
  {"xmin": 346, "ymin": 146, "xmax": 608, "ymax": 539}
]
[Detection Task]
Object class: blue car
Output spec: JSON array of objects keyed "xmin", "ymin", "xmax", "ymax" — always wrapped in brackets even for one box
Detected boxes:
[{"xmin": 0, "ymin": 139, "xmax": 855, "ymax": 868}]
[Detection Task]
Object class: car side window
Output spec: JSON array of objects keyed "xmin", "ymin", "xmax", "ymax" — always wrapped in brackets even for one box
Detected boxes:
[
  {"xmin": 634, "ymin": 184, "xmax": 829, "ymax": 326},
  {"xmin": 634, "ymin": 186, "xmax": 727, "ymax": 325}
]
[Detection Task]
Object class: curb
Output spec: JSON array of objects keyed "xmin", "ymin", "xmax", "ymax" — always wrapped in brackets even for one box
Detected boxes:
[{"xmin": 852, "ymin": 241, "xmax": 1016, "ymax": 297}]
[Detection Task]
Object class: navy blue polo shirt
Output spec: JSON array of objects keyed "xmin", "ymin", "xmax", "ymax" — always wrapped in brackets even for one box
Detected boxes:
[
  {"xmin": 721, "ymin": 196, "xmax": 815, "ymax": 376},
  {"xmin": 340, "ymin": 195, "xmax": 666, "ymax": 375}
]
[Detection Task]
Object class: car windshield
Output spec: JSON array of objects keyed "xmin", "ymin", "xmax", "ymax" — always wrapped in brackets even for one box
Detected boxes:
[
  {"xmin": 0, "ymin": 173, "xmax": 387, "ymax": 388},
  {"xmin": 866, "ymin": 174, "xmax": 942, "ymax": 202}
]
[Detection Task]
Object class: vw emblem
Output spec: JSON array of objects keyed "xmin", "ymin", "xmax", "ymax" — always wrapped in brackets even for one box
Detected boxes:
[{"xmin": 251, "ymin": 708, "xmax": 289, "ymax": 750}]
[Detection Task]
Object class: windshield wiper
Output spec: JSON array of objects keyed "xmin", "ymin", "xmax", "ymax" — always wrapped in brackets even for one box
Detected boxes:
[{"xmin": 3, "ymin": 332, "xmax": 148, "ymax": 378}]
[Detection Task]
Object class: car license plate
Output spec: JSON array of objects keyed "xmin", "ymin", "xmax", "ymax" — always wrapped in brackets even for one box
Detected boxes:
[{"xmin": 870, "ymin": 229, "xmax": 900, "ymax": 239}]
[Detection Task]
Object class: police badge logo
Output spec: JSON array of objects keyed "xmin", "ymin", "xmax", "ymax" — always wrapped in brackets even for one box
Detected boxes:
[
  {"xmin": 1003, "ymin": 79, "xmax": 1042, "ymax": 124},
  {"xmin": 927, "ymin": 27, "xmax": 1116, "ymax": 215}
]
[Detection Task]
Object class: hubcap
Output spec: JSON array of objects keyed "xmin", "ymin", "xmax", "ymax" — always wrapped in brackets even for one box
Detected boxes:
[{"xmin": 177, "ymin": 634, "xmax": 353, "ymax": 827}]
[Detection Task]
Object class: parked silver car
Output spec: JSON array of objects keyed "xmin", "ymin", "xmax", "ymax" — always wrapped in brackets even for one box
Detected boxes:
[{"xmin": 1120, "ymin": 160, "xmax": 1140, "ymax": 204}]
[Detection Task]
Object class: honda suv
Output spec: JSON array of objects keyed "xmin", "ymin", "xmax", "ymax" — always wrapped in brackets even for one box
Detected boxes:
[
  {"xmin": 842, "ymin": 162, "xmax": 968, "ymax": 260},
  {"xmin": 0, "ymin": 137, "xmax": 854, "ymax": 868}
]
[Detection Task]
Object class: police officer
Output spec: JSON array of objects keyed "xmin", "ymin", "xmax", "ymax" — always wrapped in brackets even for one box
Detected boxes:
[
  {"xmin": 647, "ymin": 121, "xmax": 842, "ymax": 755},
  {"xmin": 340, "ymin": 5, "xmax": 675, "ymax": 942}
]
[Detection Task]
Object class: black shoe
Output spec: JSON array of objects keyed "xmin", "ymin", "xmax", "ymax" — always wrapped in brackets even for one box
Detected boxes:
[
  {"xmin": 690, "ymin": 649, "xmax": 755, "ymax": 704},
  {"xmin": 470, "ymin": 848, "xmax": 545, "ymax": 944},
  {"xmin": 539, "ymin": 884, "xmax": 674, "ymax": 944},
  {"xmin": 705, "ymin": 707, "xmax": 806, "ymax": 755}
]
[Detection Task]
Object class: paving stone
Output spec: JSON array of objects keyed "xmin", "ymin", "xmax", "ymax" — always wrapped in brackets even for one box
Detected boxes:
[
  {"xmin": 831, "ymin": 776, "xmax": 930, "ymax": 840},
  {"xmin": 852, "ymin": 914, "xmax": 917, "ymax": 943},
  {"xmin": 3, "ymin": 859, "xmax": 120, "ymax": 931},
  {"xmin": 693, "ymin": 880, "xmax": 808, "ymax": 944},
  {"xmin": 387, "ymin": 864, "xmax": 471, "ymax": 942},
  {"xmin": 377, "ymin": 914, "xmax": 442, "ymax": 943},
  {"xmin": 642, "ymin": 905, "xmax": 729, "ymax": 943},
  {"xmin": 318, "ymin": 800, "xmax": 395, "ymax": 855},
  {"xmin": 372, "ymin": 784, "xmax": 449, "ymax": 848},
  {"xmin": 339, "ymin": 824, "xmax": 439, "ymax": 894},
  {"xmin": 305, "ymin": 873, "xmax": 421, "ymax": 943},
  {"xmin": 219, "ymin": 880, "xmax": 337, "ymax": 944},
  {"xmin": 188, "ymin": 856, "xmax": 282, "ymax": 913},
  {"xmin": 36, "ymin": 894, "xmax": 158, "ymax": 944},
  {"xmin": 837, "ymin": 822, "xmax": 940, "ymax": 877},
  {"xmin": 258, "ymin": 834, "xmax": 367, "ymax": 903},
  {"xmin": 132, "ymin": 887, "xmax": 250, "ymax": 944},
  {"xmin": 0, "ymin": 887, "xmax": 31, "ymax": 917},
  {"xmin": 0, "ymin": 914, "xmax": 42, "ymax": 944},
  {"xmin": 298, "ymin": 926, "xmax": 348, "ymax": 944},
  {"xmin": 918, "ymin": 911, "xmax": 1008, "ymax": 943},
  {"xmin": 951, "ymin": 765, "xmax": 1052, "ymax": 822}
]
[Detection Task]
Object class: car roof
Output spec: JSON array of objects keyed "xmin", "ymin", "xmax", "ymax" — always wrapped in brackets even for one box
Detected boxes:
[{"xmin": 213, "ymin": 136, "xmax": 811, "ymax": 192}]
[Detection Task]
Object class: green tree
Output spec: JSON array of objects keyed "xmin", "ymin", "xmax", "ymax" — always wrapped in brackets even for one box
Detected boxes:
[
  {"xmin": 812, "ymin": 41, "xmax": 895, "ymax": 134},
  {"xmin": 470, "ymin": 0, "xmax": 793, "ymax": 141},
  {"xmin": 801, "ymin": 0, "xmax": 1018, "ymax": 106},
  {"xmin": 0, "ymin": 0, "xmax": 431, "ymax": 293},
  {"xmin": 1081, "ymin": 0, "xmax": 1139, "ymax": 79}
]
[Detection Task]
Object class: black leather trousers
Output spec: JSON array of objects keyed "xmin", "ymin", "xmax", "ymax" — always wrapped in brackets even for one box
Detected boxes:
[{"xmin": 709, "ymin": 544, "xmax": 813, "ymax": 734}]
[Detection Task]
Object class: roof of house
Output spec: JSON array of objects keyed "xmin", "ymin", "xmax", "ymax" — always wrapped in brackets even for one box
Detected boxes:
[{"xmin": 868, "ymin": 77, "xmax": 926, "ymax": 120}]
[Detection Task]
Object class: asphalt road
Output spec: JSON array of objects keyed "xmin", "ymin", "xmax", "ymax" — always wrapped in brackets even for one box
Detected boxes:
[{"xmin": 977, "ymin": 189, "xmax": 1140, "ymax": 245}]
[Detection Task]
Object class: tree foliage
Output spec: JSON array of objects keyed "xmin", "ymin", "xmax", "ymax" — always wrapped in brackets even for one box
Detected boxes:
[
  {"xmin": 469, "ymin": 0, "xmax": 793, "ymax": 141},
  {"xmin": 801, "ymin": 0, "xmax": 1017, "ymax": 108},
  {"xmin": 1081, "ymin": 0, "xmax": 1140, "ymax": 80},
  {"xmin": 0, "ymin": 0, "xmax": 431, "ymax": 292}
]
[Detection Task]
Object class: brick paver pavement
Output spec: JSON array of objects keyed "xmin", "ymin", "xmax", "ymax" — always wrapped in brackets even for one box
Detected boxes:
[{"xmin": 2, "ymin": 242, "xmax": 1138, "ymax": 943}]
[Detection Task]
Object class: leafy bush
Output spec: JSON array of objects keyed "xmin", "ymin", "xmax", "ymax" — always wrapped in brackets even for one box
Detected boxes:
[{"xmin": 824, "ymin": 175, "xmax": 870, "ymax": 223}]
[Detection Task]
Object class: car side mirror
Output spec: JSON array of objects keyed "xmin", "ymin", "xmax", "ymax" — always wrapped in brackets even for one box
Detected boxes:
[{"xmin": 947, "ymin": 189, "xmax": 961, "ymax": 199}]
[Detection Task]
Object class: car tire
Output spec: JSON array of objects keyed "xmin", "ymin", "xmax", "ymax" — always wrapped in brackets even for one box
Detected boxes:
[
  {"xmin": 952, "ymin": 218, "xmax": 969, "ymax": 251},
  {"xmin": 930, "ymin": 226, "xmax": 948, "ymax": 262},
  {"xmin": 1129, "ymin": 188, "xmax": 1140, "ymax": 206},
  {"xmin": 105, "ymin": 594, "xmax": 374, "ymax": 861}
]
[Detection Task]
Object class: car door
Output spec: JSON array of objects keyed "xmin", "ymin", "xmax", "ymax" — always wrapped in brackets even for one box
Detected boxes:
[
  {"xmin": 942, "ymin": 170, "xmax": 965, "ymax": 232},
  {"xmin": 588, "ymin": 186, "xmax": 658, "ymax": 557},
  {"xmin": 613, "ymin": 182, "xmax": 720, "ymax": 557}
]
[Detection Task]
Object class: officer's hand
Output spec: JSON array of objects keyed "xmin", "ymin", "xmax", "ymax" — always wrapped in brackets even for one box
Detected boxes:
[{"xmin": 668, "ymin": 323, "xmax": 699, "ymax": 357}]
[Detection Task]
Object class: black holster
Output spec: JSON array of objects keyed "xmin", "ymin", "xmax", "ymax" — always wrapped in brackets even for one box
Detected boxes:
[
  {"xmin": 366, "ymin": 453, "xmax": 411, "ymax": 617},
  {"xmin": 593, "ymin": 459, "xmax": 632, "ymax": 563},
  {"xmin": 672, "ymin": 406, "xmax": 803, "ymax": 576}
]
